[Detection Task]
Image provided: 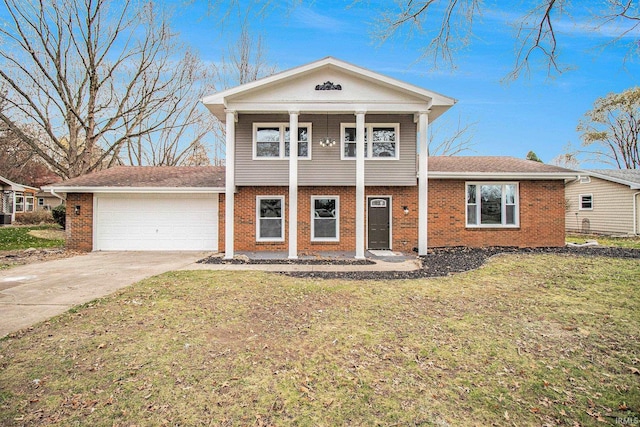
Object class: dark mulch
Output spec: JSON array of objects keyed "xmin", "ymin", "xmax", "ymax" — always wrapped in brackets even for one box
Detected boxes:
[
  {"xmin": 197, "ymin": 256, "xmax": 375, "ymax": 265},
  {"xmin": 283, "ymin": 246, "xmax": 640, "ymax": 280}
]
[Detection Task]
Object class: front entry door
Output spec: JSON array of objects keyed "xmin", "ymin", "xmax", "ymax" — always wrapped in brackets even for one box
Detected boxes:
[{"xmin": 368, "ymin": 197, "xmax": 390, "ymax": 249}]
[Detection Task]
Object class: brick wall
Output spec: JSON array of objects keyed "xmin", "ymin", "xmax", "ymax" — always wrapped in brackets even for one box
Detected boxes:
[
  {"xmin": 222, "ymin": 180, "xmax": 565, "ymax": 253},
  {"xmin": 428, "ymin": 179, "xmax": 565, "ymax": 248},
  {"xmin": 223, "ymin": 186, "xmax": 419, "ymax": 253},
  {"xmin": 66, "ymin": 193, "xmax": 93, "ymax": 252}
]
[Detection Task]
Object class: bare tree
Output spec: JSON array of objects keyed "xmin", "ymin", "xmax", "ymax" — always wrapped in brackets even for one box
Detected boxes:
[
  {"xmin": 0, "ymin": 0, "xmax": 215, "ymax": 178},
  {"xmin": 371, "ymin": 0, "xmax": 640, "ymax": 80},
  {"xmin": 428, "ymin": 115, "xmax": 477, "ymax": 155},
  {"xmin": 550, "ymin": 143, "xmax": 581, "ymax": 169},
  {"xmin": 577, "ymin": 86, "xmax": 640, "ymax": 169},
  {"xmin": 206, "ymin": 21, "xmax": 278, "ymax": 165}
]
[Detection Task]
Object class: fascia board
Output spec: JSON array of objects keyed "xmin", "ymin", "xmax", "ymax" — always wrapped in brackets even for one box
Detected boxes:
[
  {"xmin": 41, "ymin": 186, "xmax": 226, "ymax": 194},
  {"xmin": 581, "ymin": 170, "xmax": 640, "ymax": 189},
  {"xmin": 426, "ymin": 172, "xmax": 580, "ymax": 180}
]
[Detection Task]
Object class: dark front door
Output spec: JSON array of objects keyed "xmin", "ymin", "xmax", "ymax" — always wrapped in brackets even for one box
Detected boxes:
[{"xmin": 368, "ymin": 197, "xmax": 390, "ymax": 249}]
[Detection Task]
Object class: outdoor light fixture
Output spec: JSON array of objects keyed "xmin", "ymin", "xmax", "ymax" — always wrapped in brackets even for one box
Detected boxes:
[
  {"xmin": 319, "ymin": 113, "xmax": 336, "ymax": 147},
  {"xmin": 74, "ymin": 205, "xmax": 81, "ymax": 215},
  {"xmin": 403, "ymin": 206, "xmax": 409, "ymax": 215}
]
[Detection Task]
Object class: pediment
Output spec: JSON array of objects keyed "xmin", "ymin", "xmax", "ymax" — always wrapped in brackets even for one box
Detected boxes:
[{"xmin": 203, "ymin": 57, "xmax": 455, "ymax": 120}]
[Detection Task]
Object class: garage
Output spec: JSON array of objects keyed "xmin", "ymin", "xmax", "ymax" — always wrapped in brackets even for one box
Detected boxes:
[{"xmin": 94, "ymin": 193, "xmax": 219, "ymax": 251}]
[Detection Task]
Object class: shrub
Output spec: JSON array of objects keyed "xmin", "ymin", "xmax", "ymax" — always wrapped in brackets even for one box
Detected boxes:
[
  {"xmin": 52, "ymin": 204, "xmax": 66, "ymax": 229},
  {"xmin": 14, "ymin": 211, "xmax": 55, "ymax": 225}
]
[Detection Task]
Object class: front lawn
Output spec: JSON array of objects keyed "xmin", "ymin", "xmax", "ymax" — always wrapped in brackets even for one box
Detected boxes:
[
  {"xmin": 0, "ymin": 225, "xmax": 64, "ymax": 251},
  {"xmin": 567, "ymin": 233, "xmax": 640, "ymax": 249},
  {"xmin": 0, "ymin": 254, "xmax": 638, "ymax": 426}
]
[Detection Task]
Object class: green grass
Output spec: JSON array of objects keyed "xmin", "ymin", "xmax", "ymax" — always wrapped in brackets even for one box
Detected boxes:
[
  {"xmin": 566, "ymin": 233, "xmax": 640, "ymax": 249},
  {"xmin": 0, "ymin": 254, "xmax": 639, "ymax": 426},
  {"xmin": 0, "ymin": 225, "xmax": 64, "ymax": 251}
]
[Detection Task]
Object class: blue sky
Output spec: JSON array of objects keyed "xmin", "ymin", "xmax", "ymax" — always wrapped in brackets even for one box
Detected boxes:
[{"xmin": 178, "ymin": 1, "xmax": 639, "ymax": 168}]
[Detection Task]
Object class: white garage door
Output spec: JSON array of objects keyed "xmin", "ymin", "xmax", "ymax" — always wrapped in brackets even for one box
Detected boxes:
[{"xmin": 94, "ymin": 193, "xmax": 218, "ymax": 251}]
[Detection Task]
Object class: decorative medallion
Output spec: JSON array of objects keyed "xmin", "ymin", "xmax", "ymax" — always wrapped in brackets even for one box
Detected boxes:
[{"xmin": 315, "ymin": 81, "xmax": 342, "ymax": 91}]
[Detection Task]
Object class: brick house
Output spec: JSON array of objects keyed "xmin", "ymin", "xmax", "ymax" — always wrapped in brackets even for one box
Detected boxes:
[{"xmin": 45, "ymin": 57, "xmax": 576, "ymax": 255}]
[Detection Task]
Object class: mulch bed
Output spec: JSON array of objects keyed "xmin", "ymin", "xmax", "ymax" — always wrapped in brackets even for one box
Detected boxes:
[
  {"xmin": 0, "ymin": 248, "xmax": 80, "ymax": 268},
  {"xmin": 197, "ymin": 256, "xmax": 375, "ymax": 265},
  {"xmin": 282, "ymin": 246, "xmax": 640, "ymax": 280}
]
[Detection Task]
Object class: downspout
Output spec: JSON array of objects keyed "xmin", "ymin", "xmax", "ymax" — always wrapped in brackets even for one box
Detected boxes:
[
  {"xmin": 633, "ymin": 192, "xmax": 640, "ymax": 235},
  {"xmin": 50, "ymin": 188, "xmax": 66, "ymax": 203}
]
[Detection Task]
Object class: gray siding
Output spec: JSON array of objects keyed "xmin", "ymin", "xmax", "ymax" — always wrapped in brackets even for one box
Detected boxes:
[
  {"xmin": 565, "ymin": 177, "xmax": 638, "ymax": 234},
  {"xmin": 235, "ymin": 113, "xmax": 417, "ymax": 186}
]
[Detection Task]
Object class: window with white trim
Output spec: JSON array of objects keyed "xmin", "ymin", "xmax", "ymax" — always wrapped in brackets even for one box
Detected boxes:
[
  {"xmin": 257, "ymin": 196, "xmax": 285, "ymax": 241},
  {"xmin": 312, "ymin": 196, "xmax": 339, "ymax": 241},
  {"xmin": 38, "ymin": 198, "xmax": 45, "ymax": 207},
  {"xmin": 253, "ymin": 123, "xmax": 311, "ymax": 159},
  {"xmin": 341, "ymin": 123, "xmax": 399, "ymax": 159},
  {"xmin": 25, "ymin": 195, "xmax": 34, "ymax": 212},
  {"xmin": 466, "ymin": 183, "xmax": 519, "ymax": 227},
  {"xmin": 15, "ymin": 194, "xmax": 24, "ymax": 212},
  {"xmin": 579, "ymin": 194, "xmax": 593, "ymax": 210}
]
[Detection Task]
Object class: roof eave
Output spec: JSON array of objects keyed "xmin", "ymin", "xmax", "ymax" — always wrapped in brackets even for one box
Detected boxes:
[
  {"xmin": 581, "ymin": 170, "xmax": 640, "ymax": 189},
  {"xmin": 427, "ymin": 172, "xmax": 579, "ymax": 180},
  {"xmin": 41, "ymin": 186, "xmax": 226, "ymax": 194}
]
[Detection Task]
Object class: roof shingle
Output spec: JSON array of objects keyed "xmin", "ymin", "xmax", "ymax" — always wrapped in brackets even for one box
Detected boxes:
[
  {"xmin": 428, "ymin": 156, "xmax": 575, "ymax": 174},
  {"xmin": 48, "ymin": 166, "xmax": 225, "ymax": 188}
]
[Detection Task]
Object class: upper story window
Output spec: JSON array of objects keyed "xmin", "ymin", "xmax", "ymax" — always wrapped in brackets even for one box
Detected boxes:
[
  {"xmin": 579, "ymin": 194, "xmax": 593, "ymax": 210},
  {"xmin": 466, "ymin": 183, "xmax": 519, "ymax": 227},
  {"xmin": 254, "ymin": 123, "xmax": 311, "ymax": 159},
  {"xmin": 340, "ymin": 123, "xmax": 399, "ymax": 160}
]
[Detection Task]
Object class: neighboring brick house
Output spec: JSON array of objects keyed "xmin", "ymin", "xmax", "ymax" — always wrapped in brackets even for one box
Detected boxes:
[
  {"xmin": 565, "ymin": 169, "xmax": 640, "ymax": 235},
  {"xmin": 45, "ymin": 57, "xmax": 576, "ymax": 255}
]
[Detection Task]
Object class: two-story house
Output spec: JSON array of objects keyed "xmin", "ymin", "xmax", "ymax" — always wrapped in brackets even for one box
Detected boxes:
[{"xmin": 46, "ymin": 57, "xmax": 576, "ymax": 255}]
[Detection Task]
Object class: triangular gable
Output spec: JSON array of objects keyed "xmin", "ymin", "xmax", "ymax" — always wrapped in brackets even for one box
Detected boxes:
[{"xmin": 202, "ymin": 57, "xmax": 456, "ymax": 121}]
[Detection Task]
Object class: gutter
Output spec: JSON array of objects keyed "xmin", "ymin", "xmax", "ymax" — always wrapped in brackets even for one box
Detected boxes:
[
  {"xmin": 49, "ymin": 188, "xmax": 66, "ymax": 202},
  {"xmin": 425, "ymin": 172, "xmax": 579, "ymax": 180},
  {"xmin": 40, "ymin": 186, "xmax": 226, "ymax": 194}
]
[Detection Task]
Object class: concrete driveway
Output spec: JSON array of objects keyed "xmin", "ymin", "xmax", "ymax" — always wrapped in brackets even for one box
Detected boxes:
[{"xmin": 0, "ymin": 251, "xmax": 209, "ymax": 338}]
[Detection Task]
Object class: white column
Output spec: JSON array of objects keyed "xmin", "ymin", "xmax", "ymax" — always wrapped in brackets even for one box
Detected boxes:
[
  {"xmin": 355, "ymin": 110, "xmax": 366, "ymax": 259},
  {"xmin": 224, "ymin": 109, "xmax": 236, "ymax": 259},
  {"xmin": 417, "ymin": 111, "xmax": 429, "ymax": 256},
  {"xmin": 288, "ymin": 111, "xmax": 299, "ymax": 259}
]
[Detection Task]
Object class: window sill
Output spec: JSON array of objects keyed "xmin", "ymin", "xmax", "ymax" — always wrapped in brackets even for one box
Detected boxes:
[{"xmin": 466, "ymin": 225, "xmax": 520, "ymax": 230}]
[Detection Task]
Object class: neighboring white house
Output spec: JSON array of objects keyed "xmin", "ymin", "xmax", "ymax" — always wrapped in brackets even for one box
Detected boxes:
[
  {"xmin": 0, "ymin": 175, "xmax": 39, "ymax": 224},
  {"xmin": 565, "ymin": 169, "xmax": 640, "ymax": 235}
]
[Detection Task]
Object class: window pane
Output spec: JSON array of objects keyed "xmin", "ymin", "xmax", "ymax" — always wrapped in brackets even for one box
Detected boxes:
[
  {"xmin": 260, "ymin": 199, "xmax": 282, "ymax": 218},
  {"xmin": 372, "ymin": 127, "xmax": 395, "ymax": 142},
  {"xmin": 581, "ymin": 195, "xmax": 592, "ymax": 209},
  {"xmin": 506, "ymin": 205, "xmax": 516, "ymax": 225},
  {"xmin": 256, "ymin": 127, "xmax": 280, "ymax": 157},
  {"xmin": 480, "ymin": 185, "xmax": 502, "ymax": 224},
  {"xmin": 467, "ymin": 185, "xmax": 476, "ymax": 204},
  {"xmin": 256, "ymin": 141, "xmax": 279, "ymax": 157},
  {"xmin": 314, "ymin": 198, "xmax": 336, "ymax": 218},
  {"xmin": 344, "ymin": 142, "xmax": 356, "ymax": 157},
  {"xmin": 467, "ymin": 205, "xmax": 477, "ymax": 225},
  {"xmin": 372, "ymin": 141, "xmax": 395, "ymax": 157},
  {"xmin": 344, "ymin": 127, "xmax": 356, "ymax": 142},
  {"xmin": 260, "ymin": 219, "xmax": 282, "ymax": 238},
  {"xmin": 314, "ymin": 219, "xmax": 337, "ymax": 238},
  {"xmin": 505, "ymin": 185, "xmax": 516, "ymax": 204}
]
